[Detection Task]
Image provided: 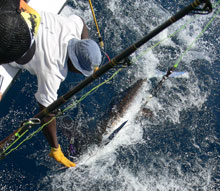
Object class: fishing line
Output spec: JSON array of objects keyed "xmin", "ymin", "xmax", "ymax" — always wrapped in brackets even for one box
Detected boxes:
[
  {"xmin": 132, "ymin": 17, "xmax": 195, "ymax": 64},
  {"xmin": 132, "ymin": 0, "xmax": 220, "ymax": 71},
  {"xmin": 144, "ymin": 2, "xmax": 220, "ymax": 106},
  {"xmin": 174, "ymin": 1, "xmax": 220, "ymax": 70}
]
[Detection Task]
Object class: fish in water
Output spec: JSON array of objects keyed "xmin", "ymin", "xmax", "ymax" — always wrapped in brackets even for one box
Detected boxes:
[
  {"xmin": 61, "ymin": 78, "xmax": 153, "ymax": 157},
  {"xmin": 97, "ymin": 78, "xmax": 153, "ymax": 135}
]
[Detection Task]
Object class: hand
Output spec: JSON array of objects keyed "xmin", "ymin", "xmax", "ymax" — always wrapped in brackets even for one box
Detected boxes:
[{"xmin": 49, "ymin": 145, "xmax": 76, "ymax": 168}]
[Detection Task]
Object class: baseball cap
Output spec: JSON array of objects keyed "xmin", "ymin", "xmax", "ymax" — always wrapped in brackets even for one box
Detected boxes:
[
  {"xmin": 0, "ymin": 0, "xmax": 40, "ymax": 64},
  {"xmin": 68, "ymin": 39, "xmax": 102, "ymax": 76}
]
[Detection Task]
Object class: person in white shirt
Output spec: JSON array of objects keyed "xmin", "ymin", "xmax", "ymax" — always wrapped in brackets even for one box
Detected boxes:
[{"xmin": 1, "ymin": 4, "xmax": 102, "ymax": 167}]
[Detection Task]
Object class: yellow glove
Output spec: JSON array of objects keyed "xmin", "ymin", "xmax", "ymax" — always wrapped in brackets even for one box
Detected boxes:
[{"xmin": 49, "ymin": 145, "xmax": 76, "ymax": 168}]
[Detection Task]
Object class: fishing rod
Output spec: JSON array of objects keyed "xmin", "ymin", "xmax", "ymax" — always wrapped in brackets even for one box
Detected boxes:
[
  {"xmin": 88, "ymin": 0, "xmax": 104, "ymax": 48},
  {"xmin": 0, "ymin": 0, "xmax": 212, "ymax": 159}
]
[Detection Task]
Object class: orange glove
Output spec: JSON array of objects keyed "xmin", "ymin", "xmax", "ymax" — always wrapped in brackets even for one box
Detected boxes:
[{"xmin": 49, "ymin": 145, "xmax": 76, "ymax": 168}]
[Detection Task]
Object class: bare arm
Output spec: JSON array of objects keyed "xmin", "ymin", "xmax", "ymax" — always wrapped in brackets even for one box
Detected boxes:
[
  {"xmin": 38, "ymin": 102, "xmax": 76, "ymax": 167},
  {"xmin": 38, "ymin": 103, "xmax": 58, "ymax": 148},
  {"xmin": 81, "ymin": 18, "xmax": 89, "ymax": 39}
]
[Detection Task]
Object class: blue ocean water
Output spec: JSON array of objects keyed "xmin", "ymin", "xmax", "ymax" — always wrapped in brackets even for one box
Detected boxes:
[{"xmin": 0, "ymin": 0, "xmax": 220, "ymax": 190}]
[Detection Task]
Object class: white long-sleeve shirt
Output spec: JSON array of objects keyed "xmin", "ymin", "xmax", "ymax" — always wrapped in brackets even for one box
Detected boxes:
[{"xmin": 10, "ymin": 11, "xmax": 84, "ymax": 107}]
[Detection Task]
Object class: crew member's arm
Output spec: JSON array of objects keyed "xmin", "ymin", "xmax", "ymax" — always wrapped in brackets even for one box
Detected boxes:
[
  {"xmin": 38, "ymin": 103, "xmax": 58, "ymax": 148},
  {"xmin": 36, "ymin": 72, "xmax": 76, "ymax": 167},
  {"xmin": 39, "ymin": 103, "xmax": 76, "ymax": 168},
  {"xmin": 81, "ymin": 18, "xmax": 89, "ymax": 39}
]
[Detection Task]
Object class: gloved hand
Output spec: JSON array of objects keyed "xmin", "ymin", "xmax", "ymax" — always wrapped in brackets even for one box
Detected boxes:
[{"xmin": 49, "ymin": 144, "xmax": 76, "ymax": 168}]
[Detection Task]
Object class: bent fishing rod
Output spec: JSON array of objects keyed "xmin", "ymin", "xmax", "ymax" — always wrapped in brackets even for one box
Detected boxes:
[{"xmin": 0, "ymin": 0, "xmax": 212, "ymax": 158}]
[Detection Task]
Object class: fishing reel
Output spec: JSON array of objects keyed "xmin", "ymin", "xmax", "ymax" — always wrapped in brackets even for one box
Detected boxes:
[{"xmin": 191, "ymin": 0, "xmax": 212, "ymax": 15}]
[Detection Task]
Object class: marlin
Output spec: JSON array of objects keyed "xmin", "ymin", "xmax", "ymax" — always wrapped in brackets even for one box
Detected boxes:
[
  {"xmin": 63, "ymin": 68, "xmax": 190, "ymax": 157},
  {"xmin": 65, "ymin": 78, "xmax": 153, "ymax": 157}
]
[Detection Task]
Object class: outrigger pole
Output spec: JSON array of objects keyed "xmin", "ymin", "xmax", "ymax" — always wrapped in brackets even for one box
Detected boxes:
[{"xmin": 0, "ymin": 0, "xmax": 212, "ymax": 158}]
